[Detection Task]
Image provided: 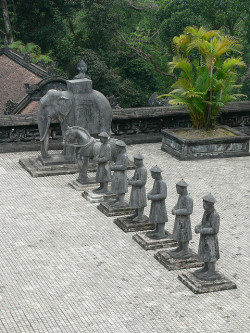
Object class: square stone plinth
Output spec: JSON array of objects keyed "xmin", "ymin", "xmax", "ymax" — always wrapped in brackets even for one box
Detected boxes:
[
  {"xmin": 132, "ymin": 232, "xmax": 177, "ymax": 250},
  {"xmin": 154, "ymin": 249, "xmax": 203, "ymax": 270},
  {"xmin": 82, "ymin": 190, "xmax": 116, "ymax": 203},
  {"xmin": 178, "ymin": 271, "xmax": 237, "ymax": 294},
  {"xmin": 38, "ymin": 154, "xmax": 75, "ymax": 166},
  {"xmin": 20, "ymin": 157, "xmax": 135, "ymax": 177},
  {"xmin": 68, "ymin": 178, "xmax": 98, "ymax": 191},
  {"xmin": 19, "ymin": 157, "xmax": 78, "ymax": 177},
  {"xmin": 97, "ymin": 202, "xmax": 135, "ymax": 217},
  {"xmin": 113, "ymin": 216, "xmax": 153, "ymax": 233}
]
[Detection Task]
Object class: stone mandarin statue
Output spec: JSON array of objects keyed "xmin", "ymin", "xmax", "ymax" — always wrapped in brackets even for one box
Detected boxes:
[
  {"xmin": 146, "ymin": 165, "xmax": 168, "ymax": 239},
  {"xmin": 169, "ymin": 179, "xmax": 193, "ymax": 258},
  {"xmin": 93, "ymin": 132, "xmax": 111, "ymax": 194},
  {"xmin": 128, "ymin": 153, "xmax": 147, "ymax": 222},
  {"xmin": 194, "ymin": 193, "xmax": 220, "ymax": 280},
  {"xmin": 110, "ymin": 140, "xmax": 128, "ymax": 207}
]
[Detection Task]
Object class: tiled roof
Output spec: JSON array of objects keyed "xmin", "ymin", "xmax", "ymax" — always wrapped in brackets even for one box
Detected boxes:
[
  {"xmin": 0, "ymin": 54, "xmax": 41, "ymax": 115},
  {"xmin": 21, "ymin": 101, "xmax": 39, "ymax": 115}
]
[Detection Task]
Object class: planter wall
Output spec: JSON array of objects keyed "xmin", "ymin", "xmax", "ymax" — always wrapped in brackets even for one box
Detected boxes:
[
  {"xmin": 0, "ymin": 101, "xmax": 250, "ymax": 153},
  {"xmin": 161, "ymin": 126, "xmax": 250, "ymax": 160}
]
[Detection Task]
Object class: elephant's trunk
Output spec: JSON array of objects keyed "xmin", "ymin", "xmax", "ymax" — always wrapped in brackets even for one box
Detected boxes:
[{"xmin": 40, "ymin": 116, "xmax": 51, "ymax": 142}]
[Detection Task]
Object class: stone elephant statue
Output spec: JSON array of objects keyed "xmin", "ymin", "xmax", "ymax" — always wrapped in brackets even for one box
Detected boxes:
[{"xmin": 37, "ymin": 89, "xmax": 75, "ymax": 159}]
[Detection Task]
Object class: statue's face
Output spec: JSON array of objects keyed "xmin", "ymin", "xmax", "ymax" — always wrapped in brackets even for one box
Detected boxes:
[
  {"xmin": 100, "ymin": 136, "xmax": 107, "ymax": 143},
  {"xmin": 134, "ymin": 159, "xmax": 141, "ymax": 167},
  {"xmin": 203, "ymin": 200, "xmax": 213, "ymax": 211},
  {"xmin": 176, "ymin": 185, "xmax": 184, "ymax": 194},
  {"xmin": 151, "ymin": 171, "xmax": 159, "ymax": 179}
]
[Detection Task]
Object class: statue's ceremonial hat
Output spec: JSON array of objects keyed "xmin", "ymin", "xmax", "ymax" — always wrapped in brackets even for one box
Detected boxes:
[
  {"xmin": 176, "ymin": 179, "xmax": 188, "ymax": 187},
  {"xmin": 98, "ymin": 132, "xmax": 109, "ymax": 138},
  {"xmin": 202, "ymin": 193, "xmax": 216, "ymax": 203},
  {"xmin": 150, "ymin": 165, "xmax": 162, "ymax": 173},
  {"xmin": 133, "ymin": 153, "xmax": 143, "ymax": 160},
  {"xmin": 115, "ymin": 140, "xmax": 126, "ymax": 147}
]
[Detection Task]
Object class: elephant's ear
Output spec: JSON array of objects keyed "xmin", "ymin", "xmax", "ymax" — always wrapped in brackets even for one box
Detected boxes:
[{"xmin": 58, "ymin": 96, "xmax": 72, "ymax": 116}]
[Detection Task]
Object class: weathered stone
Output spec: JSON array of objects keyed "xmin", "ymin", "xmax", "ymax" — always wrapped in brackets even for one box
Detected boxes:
[
  {"xmin": 146, "ymin": 165, "xmax": 168, "ymax": 239},
  {"xmin": 170, "ymin": 180, "xmax": 193, "ymax": 258},
  {"xmin": 19, "ymin": 157, "xmax": 78, "ymax": 177},
  {"xmin": 38, "ymin": 154, "xmax": 75, "ymax": 166},
  {"xmin": 97, "ymin": 202, "xmax": 135, "ymax": 217},
  {"xmin": 110, "ymin": 140, "xmax": 129, "ymax": 208},
  {"xmin": 128, "ymin": 154, "xmax": 147, "ymax": 222},
  {"xmin": 193, "ymin": 193, "xmax": 220, "ymax": 280},
  {"xmin": 113, "ymin": 216, "xmax": 153, "ymax": 232},
  {"xmin": 68, "ymin": 179, "xmax": 97, "ymax": 191},
  {"xmin": 82, "ymin": 190, "xmax": 116, "ymax": 203},
  {"xmin": 154, "ymin": 249, "xmax": 203, "ymax": 270},
  {"xmin": 133, "ymin": 231, "xmax": 177, "ymax": 250},
  {"xmin": 161, "ymin": 126, "xmax": 250, "ymax": 160},
  {"xmin": 178, "ymin": 271, "xmax": 237, "ymax": 294},
  {"xmin": 19, "ymin": 156, "xmax": 135, "ymax": 178}
]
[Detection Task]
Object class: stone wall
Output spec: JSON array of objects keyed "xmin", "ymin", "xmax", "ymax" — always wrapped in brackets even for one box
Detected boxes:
[{"xmin": 0, "ymin": 101, "xmax": 249, "ymax": 152}]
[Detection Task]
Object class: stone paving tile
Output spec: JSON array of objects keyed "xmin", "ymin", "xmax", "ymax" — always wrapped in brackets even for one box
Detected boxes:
[{"xmin": 0, "ymin": 144, "xmax": 249, "ymax": 333}]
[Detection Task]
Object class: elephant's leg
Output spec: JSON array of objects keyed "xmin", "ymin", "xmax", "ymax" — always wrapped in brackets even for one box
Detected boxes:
[
  {"xmin": 77, "ymin": 156, "xmax": 89, "ymax": 184},
  {"xmin": 41, "ymin": 132, "xmax": 50, "ymax": 158}
]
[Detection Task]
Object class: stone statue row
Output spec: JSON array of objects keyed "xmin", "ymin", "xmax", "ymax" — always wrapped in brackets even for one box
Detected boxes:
[{"xmin": 88, "ymin": 132, "xmax": 220, "ymax": 282}]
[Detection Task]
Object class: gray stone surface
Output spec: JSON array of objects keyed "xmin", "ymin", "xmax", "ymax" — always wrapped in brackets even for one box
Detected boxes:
[
  {"xmin": 0, "ymin": 144, "xmax": 249, "ymax": 333},
  {"xmin": 161, "ymin": 126, "xmax": 250, "ymax": 160},
  {"xmin": 68, "ymin": 179, "xmax": 97, "ymax": 191},
  {"xmin": 67, "ymin": 79, "xmax": 112, "ymax": 136},
  {"xmin": 128, "ymin": 154, "xmax": 147, "ymax": 222},
  {"xmin": 147, "ymin": 166, "xmax": 168, "ymax": 239},
  {"xmin": 20, "ymin": 154, "xmax": 135, "ymax": 178},
  {"xmin": 97, "ymin": 202, "xmax": 135, "ymax": 217},
  {"xmin": 82, "ymin": 190, "xmax": 116, "ymax": 204},
  {"xmin": 37, "ymin": 89, "xmax": 75, "ymax": 159},
  {"xmin": 113, "ymin": 216, "xmax": 153, "ymax": 233},
  {"xmin": 37, "ymin": 78, "xmax": 112, "ymax": 161},
  {"xmin": 169, "ymin": 180, "xmax": 193, "ymax": 258},
  {"xmin": 133, "ymin": 232, "xmax": 177, "ymax": 250},
  {"xmin": 178, "ymin": 272, "xmax": 237, "ymax": 294},
  {"xmin": 154, "ymin": 249, "xmax": 203, "ymax": 270}
]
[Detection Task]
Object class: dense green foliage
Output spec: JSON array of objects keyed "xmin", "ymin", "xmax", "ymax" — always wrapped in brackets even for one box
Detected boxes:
[
  {"xmin": 162, "ymin": 27, "xmax": 246, "ymax": 129},
  {"xmin": 0, "ymin": 0, "xmax": 249, "ymax": 107}
]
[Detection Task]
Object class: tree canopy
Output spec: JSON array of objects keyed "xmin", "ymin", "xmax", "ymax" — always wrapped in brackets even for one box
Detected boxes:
[{"xmin": 1, "ymin": 0, "xmax": 249, "ymax": 107}]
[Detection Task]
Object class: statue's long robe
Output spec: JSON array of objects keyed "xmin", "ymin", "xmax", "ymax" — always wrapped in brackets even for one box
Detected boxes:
[
  {"xmin": 111, "ymin": 152, "xmax": 128, "ymax": 194},
  {"xmin": 197, "ymin": 209, "xmax": 220, "ymax": 262},
  {"xmin": 172, "ymin": 194, "xmax": 193, "ymax": 242},
  {"xmin": 129, "ymin": 166, "xmax": 147, "ymax": 208},
  {"xmin": 96, "ymin": 142, "xmax": 111, "ymax": 182},
  {"xmin": 148, "ymin": 179, "xmax": 168, "ymax": 224}
]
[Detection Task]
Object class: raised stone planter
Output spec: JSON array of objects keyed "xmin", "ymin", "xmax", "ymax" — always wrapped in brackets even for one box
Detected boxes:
[{"xmin": 161, "ymin": 125, "xmax": 250, "ymax": 160}]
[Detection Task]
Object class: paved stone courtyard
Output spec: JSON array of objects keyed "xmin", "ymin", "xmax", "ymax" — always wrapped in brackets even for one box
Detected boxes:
[{"xmin": 0, "ymin": 143, "xmax": 249, "ymax": 333}]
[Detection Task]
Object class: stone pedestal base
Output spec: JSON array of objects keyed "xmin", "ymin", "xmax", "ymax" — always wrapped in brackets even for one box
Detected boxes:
[
  {"xmin": 178, "ymin": 272, "xmax": 237, "ymax": 294},
  {"xmin": 97, "ymin": 202, "xmax": 135, "ymax": 217},
  {"xmin": 19, "ymin": 156, "xmax": 135, "ymax": 178},
  {"xmin": 38, "ymin": 154, "xmax": 75, "ymax": 165},
  {"xmin": 132, "ymin": 232, "xmax": 177, "ymax": 250},
  {"xmin": 19, "ymin": 157, "xmax": 78, "ymax": 177},
  {"xmin": 82, "ymin": 190, "xmax": 116, "ymax": 203},
  {"xmin": 68, "ymin": 178, "xmax": 97, "ymax": 191},
  {"xmin": 113, "ymin": 216, "xmax": 153, "ymax": 233},
  {"xmin": 154, "ymin": 249, "xmax": 203, "ymax": 270}
]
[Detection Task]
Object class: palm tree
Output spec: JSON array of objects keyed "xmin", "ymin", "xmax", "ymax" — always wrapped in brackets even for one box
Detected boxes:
[{"xmin": 163, "ymin": 26, "xmax": 246, "ymax": 129}]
